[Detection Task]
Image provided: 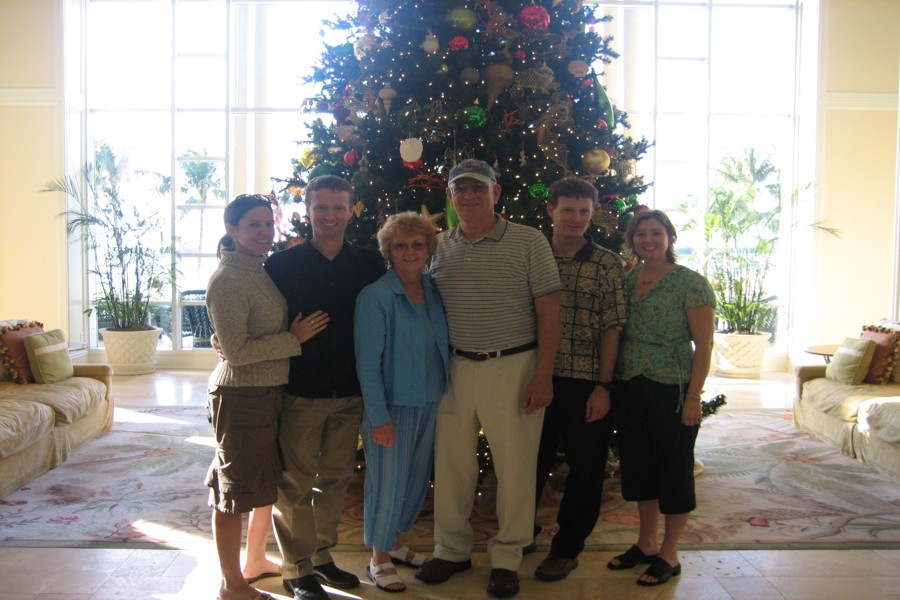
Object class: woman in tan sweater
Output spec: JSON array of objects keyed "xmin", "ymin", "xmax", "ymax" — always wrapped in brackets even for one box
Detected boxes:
[{"xmin": 205, "ymin": 194, "xmax": 328, "ymax": 600}]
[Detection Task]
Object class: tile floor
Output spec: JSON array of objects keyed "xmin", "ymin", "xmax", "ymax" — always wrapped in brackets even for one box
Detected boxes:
[{"xmin": 3, "ymin": 369, "xmax": 900, "ymax": 600}]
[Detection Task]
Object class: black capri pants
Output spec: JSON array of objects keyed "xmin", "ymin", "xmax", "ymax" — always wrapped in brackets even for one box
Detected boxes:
[{"xmin": 613, "ymin": 375, "xmax": 699, "ymax": 514}]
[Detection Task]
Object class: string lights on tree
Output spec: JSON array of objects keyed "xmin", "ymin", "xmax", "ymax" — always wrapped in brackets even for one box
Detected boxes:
[{"xmin": 275, "ymin": 0, "xmax": 652, "ymax": 253}]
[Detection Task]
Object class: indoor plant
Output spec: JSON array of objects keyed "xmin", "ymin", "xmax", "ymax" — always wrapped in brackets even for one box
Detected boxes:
[
  {"xmin": 42, "ymin": 143, "xmax": 174, "ymax": 373},
  {"xmin": 683, "ymin": 149, "xmax": 837, "ymax": 376}
]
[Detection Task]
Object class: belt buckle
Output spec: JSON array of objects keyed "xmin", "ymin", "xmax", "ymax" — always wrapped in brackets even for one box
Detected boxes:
[{"xmin": 474, "ymin": 351, "xmax": 491, "ymax": 362}]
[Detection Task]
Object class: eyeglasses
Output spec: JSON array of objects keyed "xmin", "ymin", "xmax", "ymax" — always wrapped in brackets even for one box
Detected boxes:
[
  {"xmin": 392, "ymin": 241, "xmax": 428, "ymax": 251},
  {"xmin": 450, "ymin": 183, "xmax": 491, "ymax": 196}
]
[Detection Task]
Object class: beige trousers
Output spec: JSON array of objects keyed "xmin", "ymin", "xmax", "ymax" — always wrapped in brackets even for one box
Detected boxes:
[
  {"xmin": 433, "ymin": 350, "xmax": 544, "ymax": 571},
  {"xmin": 273, "ymin": 393, "xmax": 362, "ymax": 578}
]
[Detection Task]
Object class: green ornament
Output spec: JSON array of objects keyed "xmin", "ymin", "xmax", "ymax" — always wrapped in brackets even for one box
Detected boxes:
[
  {"xmin": 455, "ymin": 105, "xmax": 488, "ymax": 129},
  {"xmin": 446, "ymin": 7, "xmax": 477, "ymax": 31},
  {"xmin": 612, "ymin": 198, "xmax": 627, "ymax": 212},
  {"xmin": 593, "ymin": 73, "xmax": 615, "ymax": 128},
  {"xmin": 309, "ymin": 163, "xmax": 340, "ymax": 179},
  {"xmin": 529, "ymin": 183, "xmax": 549, "ymax": 200},
  {"xmin": 445, "ymin": 198, "xmax": 459, "ymax": 228}
]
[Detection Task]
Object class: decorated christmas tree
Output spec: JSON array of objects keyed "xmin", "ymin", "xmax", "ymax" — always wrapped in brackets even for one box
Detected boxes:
[{"xmin": 276, "ymin": 0, "xmax": 651, "ymax": 252}]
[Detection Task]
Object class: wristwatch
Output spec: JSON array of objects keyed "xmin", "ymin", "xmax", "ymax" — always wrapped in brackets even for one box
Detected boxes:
[{"xmin": 595, "ymin": 380, "xmax": 613, "ymax": 391}]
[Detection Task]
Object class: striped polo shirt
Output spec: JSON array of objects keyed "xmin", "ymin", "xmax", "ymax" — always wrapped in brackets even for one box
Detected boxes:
[{"xmin": 429, "ymin": 216, "xmax": 561, "ymax": 351}]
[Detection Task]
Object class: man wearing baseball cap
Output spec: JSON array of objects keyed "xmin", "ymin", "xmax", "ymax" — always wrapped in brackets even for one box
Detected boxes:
[{"xmin": 416, "ymin": 159, "xmax": 561, "ymax": 598}]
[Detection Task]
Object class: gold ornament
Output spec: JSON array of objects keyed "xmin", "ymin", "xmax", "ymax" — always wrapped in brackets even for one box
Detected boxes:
[
  {"xmin": 420, "ymin": 204, "xmax": 444, "ymax": 230},
  {"xmin": 300, "ymin": 147, "xmax": 317, "ymax": 168},
  {"xmin": 481, "ymin": 63, "xmax": 516, "ymax": 108},
  {"xmin": 446, "ymin": 7, "xmax": 477, "ymax": 31},
  {"xmin": 460, "ymin": 67, "xmax": 480, "ymax": 85},
  {"xmin": 421, "ymin": 30, "xmax": 440, "ymax": 55},
  {"xmin": 582, "ymin": 149, "xmax": 611, "ymax": 175},
  {"xmin": 354, "ymin": 34, "xmax": 378, "ymax": 60},
  {"xmin": 592, "ymin": 209, "xmax": 619, "ymax": 235}
]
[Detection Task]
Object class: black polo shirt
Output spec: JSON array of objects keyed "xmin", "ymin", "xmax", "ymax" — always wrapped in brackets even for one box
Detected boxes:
[{"xmin": 265, "ymin": 240, "xmax": 385, "ymax": 398}]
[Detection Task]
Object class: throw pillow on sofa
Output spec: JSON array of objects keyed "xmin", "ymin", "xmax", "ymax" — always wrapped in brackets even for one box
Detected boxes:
[
  {"xmin": 826, "ymin": 337, "xmax": 876, "ymax": 385},
  {"xmin": 861, "ymin": 325, "xmax": 900, "ymax": 384},
  {"xmin": 0, "ymin": 320, "xmax": 44, "ymax": 384},
  {"xmin": 0, "ymin": 318, "xmax": 30, "ymax": 380},
  {"xmin": 24, "ymin": 329, "xmax": 74, "ymax": 384},
  {"xmin": 876, "ymin": 319, "xmax": 900, "ymax": 383}
]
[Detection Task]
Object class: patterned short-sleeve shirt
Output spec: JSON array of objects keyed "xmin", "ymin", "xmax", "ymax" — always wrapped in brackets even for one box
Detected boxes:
[
  {"xmin": 554, "ymin": 239, "xmax": 627, "ymax": 381},
  {"xmin": 615, "ymin": 264, "xmax": 715, "ymax": 385}
]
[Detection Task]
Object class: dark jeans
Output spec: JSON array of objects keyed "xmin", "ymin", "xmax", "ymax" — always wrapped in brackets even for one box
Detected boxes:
[{"xmin": 534, "ymin": 376, "xmax": 614, "ymax": 558}]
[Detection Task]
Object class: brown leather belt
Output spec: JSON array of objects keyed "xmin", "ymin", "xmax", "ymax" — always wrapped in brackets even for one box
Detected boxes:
[{"xmin": 450, "ymin": 340, "xmax": 538, "ymax": 362}]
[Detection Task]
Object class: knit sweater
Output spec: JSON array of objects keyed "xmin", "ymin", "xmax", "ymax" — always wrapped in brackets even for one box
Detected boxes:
[{"xmin": 207, "ymin": 250, "xmax": 302, "ymax": 388}]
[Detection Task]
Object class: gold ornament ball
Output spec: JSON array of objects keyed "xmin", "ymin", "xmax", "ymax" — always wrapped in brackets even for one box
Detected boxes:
[
  {"xmin": 460, "ymin": 67, "xmax": 480, "ymax": 85},
  {"xmin": 446, "ymin": 7, "xmax": 477, "ymax": 30},
  {"xmin": 354, "ymin": 34, "xmax": 378, "ymax": 60},
  {"xmin": 582, "ymin": 149, "xmax": 611, "ymax": 174}
]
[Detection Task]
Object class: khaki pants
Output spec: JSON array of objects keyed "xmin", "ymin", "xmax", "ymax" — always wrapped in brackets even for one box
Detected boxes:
[
  {"xmin": 433, "ymin": 350, "xmax": 543, "ymax": 571},
  {"xmin": 273, "ymin": 393, "xmax": 362, "ymax": 578}
]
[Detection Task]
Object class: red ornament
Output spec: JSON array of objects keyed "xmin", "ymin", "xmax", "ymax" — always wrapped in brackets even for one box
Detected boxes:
[
  {"xmin": 519, "ymin": 5, "xmax": 550, "ymax": 30},
  {"xmin": 403, "ymin": 159, "xmax": 424, "ymax": 170},
  {"xmin": 514, "ymin": 49, "xmax": 526, "ymax": 62},
  {"xmin": 448, "ymin": 36, "xmax": 469, "ymax": 52},
  {"xmin": 343, "ymin": 150, "xmax": 359, "ymax": 165},
  {"xmin": 597, "ymin": 119, "xmax": 608, "ymax": 130}
]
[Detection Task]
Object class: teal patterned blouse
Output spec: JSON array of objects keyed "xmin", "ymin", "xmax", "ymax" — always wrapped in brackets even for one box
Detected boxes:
[{"xmin": 615, "ymin": 264, "xmax": 715, "ymax": 385}]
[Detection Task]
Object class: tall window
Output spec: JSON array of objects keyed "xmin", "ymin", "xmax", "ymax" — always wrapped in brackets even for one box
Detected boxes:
[
  {"xmin": 596, "ymin": 0, "xmax": 806, "ymax": 350},
  {"xmin": 82, "ymin": 0, "xmax": 807, "ymax": 352},
  {"xmin": 85, "ymin": 0, "xmax": 352, "ymax": 349}
]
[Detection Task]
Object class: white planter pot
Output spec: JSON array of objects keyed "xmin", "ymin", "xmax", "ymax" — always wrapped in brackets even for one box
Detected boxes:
[
  {"xmin": 100, "ymin": 327, "xmax": 163, "ymax": 375},
  {"xmin": 713, "ymin": 331, "xmax": 771, "ymax": 378}
]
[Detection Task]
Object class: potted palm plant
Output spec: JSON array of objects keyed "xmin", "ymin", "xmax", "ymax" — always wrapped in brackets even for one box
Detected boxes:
[
  {"xmin": 42, "ymin": 143, "xmax": 175, "ymax": 374},
  {"xmin": 690, "ymin": 150, "xmax": 782, "ymax": 376},
  {"xmin": 683, "ymin": 149, "xmax": 838, "ymax": 377}
]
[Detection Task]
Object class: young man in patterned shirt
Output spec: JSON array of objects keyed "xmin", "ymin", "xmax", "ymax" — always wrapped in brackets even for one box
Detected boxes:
[{"xmin": 531, "ymin": 176, "xmax": 627, "ymax": 582}]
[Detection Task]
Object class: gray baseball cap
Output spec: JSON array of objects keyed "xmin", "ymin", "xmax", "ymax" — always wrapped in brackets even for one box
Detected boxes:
[{"xmin": 448, "ymin": 159, "xmax": 497, "ymax": 185}]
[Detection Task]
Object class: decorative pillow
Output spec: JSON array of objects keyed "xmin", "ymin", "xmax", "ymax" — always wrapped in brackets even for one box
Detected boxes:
[
  {"xmin": 0, "ymin": 321, "xmax": 44, "ymax": 384},
  {"xmin": 877, "ymin": 319, "xmax": 900, "ymax": 383},
  {"xmin": 825, "ymin": 337, "xmax": 876, "ymax": 385},
  {"xmin": 0, "ymin": 319, "xmax": 29, "ymax": 381},
  {"xmin": 861, "ymin": 326, "xmax": 900, "ymax": 384},
  {"xmin": 23, "ymin": 329, "xmax": 73, "ymax": 384}
]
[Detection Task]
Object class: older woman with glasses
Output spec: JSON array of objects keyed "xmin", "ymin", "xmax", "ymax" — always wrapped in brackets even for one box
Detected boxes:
[{"xmin": 354, "ymin": 212, "xmax": 449, "ymax": 593}]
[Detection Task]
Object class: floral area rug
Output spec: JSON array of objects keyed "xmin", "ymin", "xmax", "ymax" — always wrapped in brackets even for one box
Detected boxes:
[{"xmin": 2, "ymin": 408, "xmax": 900, "ymax": 550}]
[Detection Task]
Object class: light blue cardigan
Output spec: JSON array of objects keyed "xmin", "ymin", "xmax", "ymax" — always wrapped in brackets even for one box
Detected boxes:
[{"xmin": 354, "ymin": 269, "xmax": 450, "ymax": 427}]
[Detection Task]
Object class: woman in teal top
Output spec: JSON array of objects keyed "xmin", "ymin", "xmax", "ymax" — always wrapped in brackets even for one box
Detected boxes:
[{"xmin": 608, "ymin": 209, "xmax": 715, "ymax": 587}]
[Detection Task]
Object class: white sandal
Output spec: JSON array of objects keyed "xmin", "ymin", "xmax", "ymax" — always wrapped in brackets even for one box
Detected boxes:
[
  {"xmin": 368, "ymin": 559, "xmax": 406, "ymax": 593},
  {"xmin": 388, "ymin": 545, "xmax": 427, "ymax": 568}
]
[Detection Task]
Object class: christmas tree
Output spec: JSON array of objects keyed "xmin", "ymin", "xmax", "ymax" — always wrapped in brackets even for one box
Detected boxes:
[{"xmin": 276, "ymin": 0, "xmax": 651, "ymax": 252}]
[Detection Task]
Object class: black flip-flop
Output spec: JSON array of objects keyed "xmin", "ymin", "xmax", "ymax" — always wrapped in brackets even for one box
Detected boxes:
[
  {"xmin": 607, "ymin": 545, "xmax": 658, "ymax": 570},
  {"xmin": 636, "ymin": 557, "xmax": 681, "ymax": 586}
]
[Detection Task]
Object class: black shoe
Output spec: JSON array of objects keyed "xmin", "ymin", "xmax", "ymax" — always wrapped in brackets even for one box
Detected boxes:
[
  {"xmin": 487, "ymin": 568, "xmax": 520, "ymax": 598},
  {"xmin": 535, "ymin": 554, "xmax": 579, "ymax": 581},
  {"xmin": 283, "ymin": 575, "xmax": 329, "ymax": 600},
  {"xmin": 312, "ymin": 561, "xmax": 360, "ymax": 589},
  {"xmin": 415, "ymin": 557, "xmax": 472, "ymax": 584}
]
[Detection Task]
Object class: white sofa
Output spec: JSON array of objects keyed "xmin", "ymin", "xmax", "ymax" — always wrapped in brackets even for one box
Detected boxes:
[
  {"xmin": 794, "ymin": 364, "xmax": 900, "ymax": 484},
  {"xmin": 0, "ymin": 364, "xmax": 113, "ymax": 499}
]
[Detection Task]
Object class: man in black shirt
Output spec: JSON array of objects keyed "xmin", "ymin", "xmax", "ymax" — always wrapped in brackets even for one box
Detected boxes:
[{"xmin": 265, "ymin": 176, "xmax": 385, "ymax": 600}]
